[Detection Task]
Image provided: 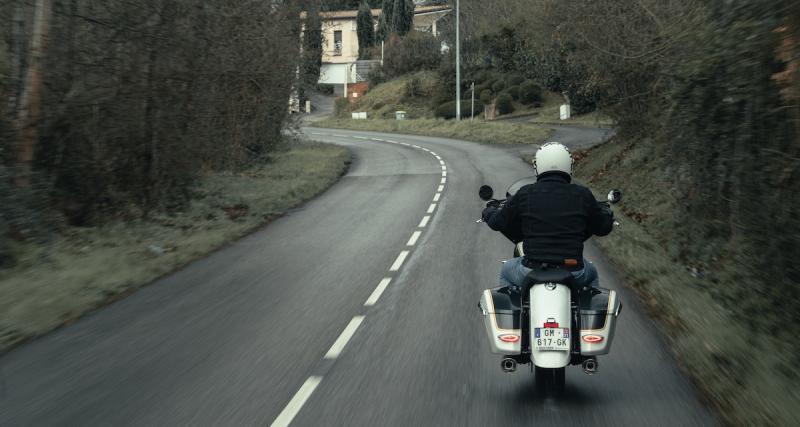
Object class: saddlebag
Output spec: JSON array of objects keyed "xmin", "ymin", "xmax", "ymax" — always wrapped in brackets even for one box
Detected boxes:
[
  {"xmin": 579, "ymin": 287, "xmax": 622, "ymax": 355},
  {"xmin": 479, "ymin": 287, "xmax": 522, "ymax": 354}
]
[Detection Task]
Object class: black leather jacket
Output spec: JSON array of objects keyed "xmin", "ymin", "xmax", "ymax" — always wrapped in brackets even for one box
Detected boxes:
[{"xmin": 483, "ymin": 173, "xmax": 613, "ymax": 269}]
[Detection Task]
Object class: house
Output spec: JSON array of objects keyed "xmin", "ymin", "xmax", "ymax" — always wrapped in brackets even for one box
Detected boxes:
[{"xmin": 309, "ymin": 4, "xmax": 452, "ymax": 97}]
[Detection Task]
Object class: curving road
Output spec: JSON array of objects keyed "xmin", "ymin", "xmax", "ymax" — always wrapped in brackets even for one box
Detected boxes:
[{"xmin": 0, "ymin": 127, "xmax": 715, "ymax": 426}]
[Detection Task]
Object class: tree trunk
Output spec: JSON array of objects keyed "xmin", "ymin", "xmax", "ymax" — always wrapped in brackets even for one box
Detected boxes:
[{"xmin": 15, "ymin": 0, "xmax": 52, "ymax": 188}]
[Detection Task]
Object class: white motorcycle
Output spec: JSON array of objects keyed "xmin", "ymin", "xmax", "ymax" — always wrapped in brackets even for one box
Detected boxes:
[{"xmin": 477, "ymin": 179, "xmax": 623, "ymax": 393}]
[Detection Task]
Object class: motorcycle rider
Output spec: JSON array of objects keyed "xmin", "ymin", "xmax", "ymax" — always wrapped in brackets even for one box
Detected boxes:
[{"xmin": 482, "ymin": 142, "xmax": 614, "ymax": 289}]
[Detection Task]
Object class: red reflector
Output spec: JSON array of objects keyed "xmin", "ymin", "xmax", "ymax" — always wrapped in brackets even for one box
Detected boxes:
[
  {"xmin": 498, "ymin": 334, "xmax": 520, "ymax": 343},
  {"xmin": 582, "ymin": 334, "xmax": 604, "ymax": 343},
  {"xmin": 543, "ymin": 322, "xmax": 559, "ymax": 328}
]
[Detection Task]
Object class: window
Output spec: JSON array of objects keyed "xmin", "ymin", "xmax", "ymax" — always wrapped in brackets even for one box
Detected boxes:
[{"xmin": 333, "ymin": 30, "xmax": 342, "ymax": 56}]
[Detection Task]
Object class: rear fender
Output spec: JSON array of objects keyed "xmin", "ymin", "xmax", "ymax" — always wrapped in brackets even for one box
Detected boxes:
[{"xmin": 529, "ymin": 283, "xmax": 571, "ymax": 368}]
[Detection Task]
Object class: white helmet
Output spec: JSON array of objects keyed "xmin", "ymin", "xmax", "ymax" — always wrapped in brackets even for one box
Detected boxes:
[{"xmin": 534, "ymin": 142, "xmax": 573, "ymax": 177}]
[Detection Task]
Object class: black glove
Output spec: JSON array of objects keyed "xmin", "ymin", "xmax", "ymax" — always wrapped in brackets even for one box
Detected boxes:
[
  {"xmin": 598, "ymin": 201, "xmax": 614, "ymax": 218},
  {"xmin": 482, "ymin": 205, "xmax": 499, "ymax": 222}
]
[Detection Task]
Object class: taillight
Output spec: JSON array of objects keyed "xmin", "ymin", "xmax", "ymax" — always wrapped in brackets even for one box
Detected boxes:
[
  {"xmin": 498, "ymin": 334, "xmax": 520, "ymax": 343},
  {"xmin": 582, "ymin": 334, "xmax": 603, "ymax": 343}
]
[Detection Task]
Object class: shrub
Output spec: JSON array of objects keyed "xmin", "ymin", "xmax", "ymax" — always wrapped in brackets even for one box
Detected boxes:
[
  {"xmin": 491, "ymin": 79, "xmax": 506, "ymax": 93},
  {"xmin": 518, "ymin": 81, "xmax": 543, "ymax": 105},
  {"xmin": 504, "ymin": 85, "xmax": 520, "ymax": 100},
  {"xmin": 368, "ymin": 66, "xmax": 386, "ymax": 87},
  {"xmin": 475, "ymin": 69, "xmax": 496, "ymax": 84},
  {"xmin": 495, "ymin": 93, "xmax": 514, "ymax": 115},
  {"xmin": 334, "ymin": 97, "xmax": 351, "ymax": 117},
  {"xmin": 435, "ymin": 100, "xmax": 485, "ymax": 119},
  {"xmin": 506, "ymin": 74, "xmax": 524, "ymax": 86},
  {"xmin": 383, "ymin": 31, "xmax": 441, "ymax": 79},
  {"xmin": 474, "ymin": 83, "xmax": 491, "ymax": 95},
  {"xmin": 479, "ymin": 89, "xmax": 493, "ymax": 104},
  {"xmin": 315, "ymin": 84, "xmax": 335, "ymax": 95},
  {"xmin": 404, "ymin": 76, "xmax": 423, "ymax": 100}
]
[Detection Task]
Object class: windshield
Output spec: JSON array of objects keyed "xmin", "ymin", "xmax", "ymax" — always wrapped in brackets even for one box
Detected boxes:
[{"xmin": 506, "ymin": 176, "xmax": 537, "ymax": 197}]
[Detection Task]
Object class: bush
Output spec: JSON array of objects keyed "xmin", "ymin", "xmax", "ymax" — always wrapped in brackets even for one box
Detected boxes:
[
  {"xmin": 334, "ymin": 97, "xmax": 351, "ymax": 118},
  {"xmin": 315, "ymin": 84, "xmax": 335, "ymax": 95},
  {"xmin": 474, "ymin": 82, "xmax": 491, "ymax": 95},
  {"xmin": 495, "ymin": 94, "xmax": 514, "ymax": 115},
  {"xmin": 404, "ymin": 76, "xmax": 423, "ymax": 100},
  {"xmin": 383, "ymin": 31, "xmax": 441, "ymax": 79},
  {"xmin": 435, "ymin": 100, "xmax": 485, "ymax": 119},
  {"xmin": 506, "ymin": 74, "xmax": 524, "ymax": 86},
  {"xmin": 491, "ymin": 79, "xmax": 506, "ymax": 93},
  {"xmin": 479, "ymin": 89, "xmax": 493, "ymax": 104},
  {"xmin": 518, "ymin": 81, "xmax": 543, "ymax": 105},
  {"xmin": 368, "ymin": 66, "xmax": 386, "ymax": 87},
  {"xmin": 504, "ymin": 86, "xmax": 520, "ymax": 101},
  {"xmin": 475, "ymin": 69, "xmax": 496, "ymax": 84}
]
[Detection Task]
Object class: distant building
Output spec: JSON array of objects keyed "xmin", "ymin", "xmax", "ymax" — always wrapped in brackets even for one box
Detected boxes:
[{"xmin": 309, "ymin": 4, "xmax": 452, "ymax": 96}]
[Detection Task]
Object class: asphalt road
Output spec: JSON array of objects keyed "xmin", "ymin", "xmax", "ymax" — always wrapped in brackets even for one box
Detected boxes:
[{"xmin": 0, "ymin": 128, "xmax": 716, "ymax": 426}]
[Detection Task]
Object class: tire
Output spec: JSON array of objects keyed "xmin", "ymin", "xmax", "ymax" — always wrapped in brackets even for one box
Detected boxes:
[{"xmin": 534, "ymin": 367, "xmax": 566, "ymax": 396}]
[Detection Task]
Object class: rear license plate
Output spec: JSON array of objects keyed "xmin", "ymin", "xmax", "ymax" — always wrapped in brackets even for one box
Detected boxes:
[{"xmin": 533, "ymin": 328, "xmax": 570, "ymax": 351}]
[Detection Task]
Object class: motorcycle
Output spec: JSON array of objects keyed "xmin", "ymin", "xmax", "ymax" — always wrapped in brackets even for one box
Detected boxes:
[{"xmin": 477, "ymin": 178, "xmax": 623, "ymax": 393}]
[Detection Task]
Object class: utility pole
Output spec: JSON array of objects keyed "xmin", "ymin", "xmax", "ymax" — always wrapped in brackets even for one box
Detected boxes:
[{"xmin": 455, "ymin": 0, "xmax": 461, "ymax": 121}]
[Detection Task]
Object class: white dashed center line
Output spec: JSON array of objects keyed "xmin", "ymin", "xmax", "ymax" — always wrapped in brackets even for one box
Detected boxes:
[
  {"xmin": 270, "ymin": 376, "xmax": 323, "ymax": 427},
  {"xmin": 324, "ymin": 316, "xmax": 365, "ymax": 360},
  {"xmin": 279, "ymin": 131, "xmax": 450, "ymax": 427},
  {"xmin": 419, "ymin": 216, "xmax": 431, "ymax": 228},
  {"xmin": 389, "ymin": 250, "xmax": 409, "ymax": 271},
  {"xmin": 365, "ymin": 278, "xmax": 392, "ymax": 307}
]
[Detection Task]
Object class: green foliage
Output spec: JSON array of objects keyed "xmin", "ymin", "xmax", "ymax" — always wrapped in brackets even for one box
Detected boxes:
[
  {"xmin": 390, "ymin": 0, "xmax": 414, "ymax": 36},
  {"xmin": 383, "ymin": 31, "xmax": 441, "ymax": 79},
  {"xmin": 334, "ymin": 97, "xmax": 351, "ymax": 117},
  {"xmin": 302, "ymin": 1, "xmax": 324, "ymax": 87},
  {"xmin": 518, "ymin": 81, "xmax": 543, "ymax": 105},
  {"xmin": 504, "ymin": 85, "xmax": 520, "ymax": 101},
  {"xmin": 403, "ymin": 76, "xmax": 423, "ymax": 100},
  {"xmin": 435, "ymin": 100, "xmax": 485, "ymax": 119},
  {"xmin": 378, "ymin": 0, "xmax": 396, "ymax": 41},
  {"xmin": 357, "ymin": 0, "xmax": 376, "ymax": 59},
  {"xmin": 322, "ymin": 0, "xmax": 382, "ymax": 11},
  {"xmin": 506, "ymin": 74, "xmax": 524, "ymax": 87},
  {"xmin": 479, "ymin": 89, "xmax": 493, "ymax": 104},
  {"xmin": 495, "ymin": 93, "xmax": 514, "ymax": 115},
  {"xmin": 491, "ymin": 79, "xmax": 506, "ymax": 93},
  {"xmin": 376, "ymin": 9, "xmax": 389, "ymax": 42}
]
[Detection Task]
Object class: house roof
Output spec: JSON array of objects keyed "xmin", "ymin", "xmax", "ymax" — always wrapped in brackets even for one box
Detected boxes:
[{"xmin": 302, "ymin": 5, "xmax": 451, "ymax": 21}]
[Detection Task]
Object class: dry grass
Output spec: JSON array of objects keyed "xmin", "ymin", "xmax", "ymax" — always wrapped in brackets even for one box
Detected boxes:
[
  {"xmin": 0, "ymin": 141, "xmax": 350, "ymax": 352},
  {"xmin": 574, "ymin": 138, "xmax": 800, "ymax": 426},
  {"xmin": 316, "ymin": 117, "xmax": 551, "ymax": 145},
  {"xmin": 349, "ymin": 71, "xmax": 440, "ymax": 119}
]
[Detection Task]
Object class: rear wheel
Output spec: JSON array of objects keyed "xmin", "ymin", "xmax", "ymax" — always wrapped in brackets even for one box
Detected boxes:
[{"xmin": 535, "ymin": 367, "xmax": 566, "ymax": 395}]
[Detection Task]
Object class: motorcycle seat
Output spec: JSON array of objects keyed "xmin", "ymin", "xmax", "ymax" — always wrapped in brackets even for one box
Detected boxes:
[{"xmin": 522, "ymin": 268, "xmax": 574, "ymax": 286}]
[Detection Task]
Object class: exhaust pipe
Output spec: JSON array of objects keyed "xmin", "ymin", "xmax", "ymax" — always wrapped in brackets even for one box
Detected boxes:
[
  {"xmin": 582, "ymin": 357, "xmax": 598, "ymax": 375},
  {"xmin": 501, "ymin": 358, "xmax": 517, "ymax": 373}
]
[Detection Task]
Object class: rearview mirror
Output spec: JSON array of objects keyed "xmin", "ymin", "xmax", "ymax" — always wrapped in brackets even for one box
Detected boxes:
[
  {"xmin": 479, "ymin": 185, "xmax": 494, "ymax": 201},
  {"xmin": 607, "ymin": 189, "xmax": 622, "ymax": 204}
]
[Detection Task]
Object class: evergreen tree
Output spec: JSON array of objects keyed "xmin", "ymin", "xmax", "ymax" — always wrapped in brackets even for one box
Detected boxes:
[
  {"xmin": 356, "ymin": 0, "xmax": 376, "ymax": 59},
  {"xmin": 302, "ymin": 1, "xmax": 324, "ymax": 86},
  {"xmin": 379, "ymin": 0, "xmax": 395, "ymax": 41},
  {"xmin": 376, "ymin": 10, "xmax": 389, "ymax": 42},
  {"xmin": 390, "ymin": 0, "xmax": 414, "ymax": 36}
]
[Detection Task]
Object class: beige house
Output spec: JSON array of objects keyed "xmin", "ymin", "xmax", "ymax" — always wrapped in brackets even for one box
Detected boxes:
[{"xmin": 314, "ymin": 5, "xmax": 452, "ymax": 92}]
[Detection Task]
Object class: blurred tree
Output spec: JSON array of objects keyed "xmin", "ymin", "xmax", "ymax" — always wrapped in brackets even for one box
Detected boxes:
[
  {"xmin": 357, "ymin": 0, "xmax": 375, "ymax": 59},
  {"xmin": 302, "ymin": 0, "xmax": 324, "ymax": 86}
]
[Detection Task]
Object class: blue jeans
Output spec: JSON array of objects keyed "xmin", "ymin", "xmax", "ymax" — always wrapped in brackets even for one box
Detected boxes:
[{"xmin": 499, "ymin": 257, "xmax": 599, "ymax": 289}]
